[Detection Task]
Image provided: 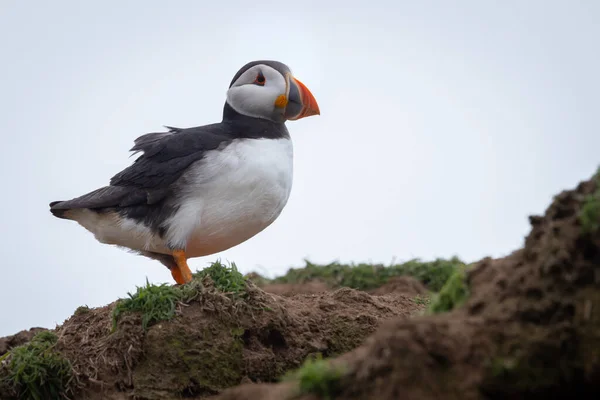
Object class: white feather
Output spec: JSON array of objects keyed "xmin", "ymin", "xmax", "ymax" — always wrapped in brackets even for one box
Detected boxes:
[
  {"xmin": 68, "ymin": 209, "xmax": 165, "ymax": 252},
  {"xmin": 70, "ymin": 137, "xmax": 294, "ymax": 258},
  {"xmin": 174, "ymin": 137, "xmax": 294, "ymax": 257}
]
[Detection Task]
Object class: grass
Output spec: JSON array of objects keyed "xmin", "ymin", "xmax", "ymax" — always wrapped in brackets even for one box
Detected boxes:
[
  {"xmin": 2, "ymin": 331, "xmax": 73, "ymax": 400},
  {"xmin": 427, "ymin": 266, "xmax": 470, "ymax": 314},
  {"xmin": 73, "ymin": 305, "xmax": 90, "ymax": 316},
  {"xmin": 263, "ymin": 257, "xmax": 464, "ymax": 292},
  {"xmin": 193, "ymin": 260, "xmax": 246, "ymax": 297},
  {"xmin": 112, "ymin": 279, "xmax": 182, "ymax": 330},
  {"xmin": 579, "ymin": 166, "xmax": 600, "ymax": 235},
  {"xmin": 283, "ymin": 354, "xmax": 346, "ymax": 400},
  {"xmin": 112, "ymin": 260, "xmax": 247, "ymax": 330}
]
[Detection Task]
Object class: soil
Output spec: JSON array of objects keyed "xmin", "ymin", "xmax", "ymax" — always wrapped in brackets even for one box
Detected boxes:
[
  {"xmin": 259, "ymin": 274, "xmax": 429, "ymax": 298},
  {"xmin": 0, "ymin": 279, "xmax": 424, "ymax": 399},
  {"xmin": 368, "ymin": 275, "xmax": 428, "ymax": 296},
  {"xmin": 260, "ymin": 280, "xmax": 330, "ymax": 297},
  {"xmin": 218, "ymin": 173, "xmax": 600, "ymax": 399}
]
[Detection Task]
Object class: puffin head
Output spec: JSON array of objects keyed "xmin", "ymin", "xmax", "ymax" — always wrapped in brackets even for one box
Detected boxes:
[{"xmin": 225, "ymin": 60, "xmax": 320, "ymax": 123}]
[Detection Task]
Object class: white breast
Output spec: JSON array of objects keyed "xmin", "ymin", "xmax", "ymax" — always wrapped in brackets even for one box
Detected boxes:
[{"xmin": 164, "ymin": 137, "xmax": 294, "ymax": 258}]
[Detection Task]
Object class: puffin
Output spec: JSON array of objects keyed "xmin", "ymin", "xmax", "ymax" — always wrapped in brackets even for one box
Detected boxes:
[{"xmin": 49, "ymin": 60, "xmax": 320, "ymax": 285}]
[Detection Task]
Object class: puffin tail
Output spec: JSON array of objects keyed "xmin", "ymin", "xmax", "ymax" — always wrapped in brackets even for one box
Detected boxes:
[{"xmin": 49, "ymin": 201, "xmax": 72, "ymax": 219}]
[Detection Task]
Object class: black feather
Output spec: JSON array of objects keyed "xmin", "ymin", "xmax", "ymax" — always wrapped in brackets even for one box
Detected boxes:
[{"xmin": 49, "ymin": 201, "xmax": 69, "ymax": 219}]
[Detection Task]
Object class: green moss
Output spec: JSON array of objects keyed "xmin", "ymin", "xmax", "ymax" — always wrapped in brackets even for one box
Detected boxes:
[
  {"xmin": 112, "ymin": 260, "xmax": 248, "ymax": 330},
  {"xmin": 169, "ymin": 330, "xmax": 243, "ymax": 392},
  {"xmin": 230, "ymin": 327, "xmax": 245, "ymax": 338},
  {"xmin": 269, "ymin": 257, "xmax": 465, "ymax": 292},
  {"xmin": 132, "ymin": 324, "xmax": 245, "ymax": 397},
  {"xmin": 579, "ymin": 166, "xmax": 600, "ymax": 234},
  {"xmin": 283, "ymin": 354, "xmax": 346, "ymax": 400},
  {"xmin": 427, "ymin": 267, "xmax": 469, "ymax": 314},
  {"xmin": 2, "ymin": 331, "xmax": 73, "ymax": 400}
]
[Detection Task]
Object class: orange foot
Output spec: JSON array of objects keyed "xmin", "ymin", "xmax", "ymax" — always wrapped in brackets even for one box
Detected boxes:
[{"xmin": 170, "ymin": 250, "xmax": 193, "ymax": 285}]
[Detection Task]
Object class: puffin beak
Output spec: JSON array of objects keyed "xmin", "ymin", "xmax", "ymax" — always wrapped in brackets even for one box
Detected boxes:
[{"xmin": 284, "ymin": 76, "xmax": 320, "ymax": 120}]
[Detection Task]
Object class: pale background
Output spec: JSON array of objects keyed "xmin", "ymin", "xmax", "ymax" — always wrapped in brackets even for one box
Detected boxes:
[{"xmin": 1, "ymin": 0, "xmax": 599, "ymax": 335}]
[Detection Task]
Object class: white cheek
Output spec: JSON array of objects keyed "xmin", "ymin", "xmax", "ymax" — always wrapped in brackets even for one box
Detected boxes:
[
  {"xmin": 227, "ymin": 85, "xmax": 279, "ymax": 119},
  {"xmin": 226, "ymin": 66, "xmax": 287, "ymax": 119}
]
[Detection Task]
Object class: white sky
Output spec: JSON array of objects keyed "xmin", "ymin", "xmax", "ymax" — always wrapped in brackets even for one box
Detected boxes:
[{"xmin": 1, "ymin": 0, "xmax": 599, "ymax": 336}]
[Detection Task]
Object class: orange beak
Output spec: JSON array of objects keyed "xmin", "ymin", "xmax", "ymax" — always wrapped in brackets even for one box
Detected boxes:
[{"xmin": 284, "ymin": 76, "xmax": 320, "ymax": 120}]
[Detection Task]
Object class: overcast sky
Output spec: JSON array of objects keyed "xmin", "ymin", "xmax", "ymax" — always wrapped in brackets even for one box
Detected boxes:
[{"xmin": 1, "ymin": 0, "xmax": 599, "ymax": 336}]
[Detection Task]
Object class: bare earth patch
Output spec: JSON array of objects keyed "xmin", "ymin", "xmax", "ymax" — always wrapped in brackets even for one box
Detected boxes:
[
  {"xmin": 368, "ymin": 275, "xmax": 428, "ymax": 297},
  {"xmin": 260, "ymin": 280, "xmax": 330, "ymax": 297}
]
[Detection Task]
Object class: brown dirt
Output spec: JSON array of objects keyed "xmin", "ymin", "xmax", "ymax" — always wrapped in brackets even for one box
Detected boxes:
[
  {"xmin": 0, "ymin": 278, "xmax": 424, "ymax": 399},
  {"xmin": 368, "ymin": 275, "xmax": 428, "ymax": 296},
  {"xmin": 259, "ymin": 275, "xmax": 429, "ymax": 298},
  {"xmin": 218, "ymin": 173, "xmax": 600, "ymax": 399},
  {"xmin": 0, "ymin": 327, "xmax": 47, "ymax": 356},
  {"xmin": 260, "ymin": 280, "xmax": 330, "ymax": 296}
]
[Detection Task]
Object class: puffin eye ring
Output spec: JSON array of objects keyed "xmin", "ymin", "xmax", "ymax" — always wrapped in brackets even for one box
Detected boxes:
[{"xmin": 254, "ymin": 73, "xmax": 266, "ymax": 86}]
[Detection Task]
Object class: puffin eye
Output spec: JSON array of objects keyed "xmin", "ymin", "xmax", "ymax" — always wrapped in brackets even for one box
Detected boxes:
[{"xmin": 254, "ymin": 73, "xmax": 266, "ymax": 86}]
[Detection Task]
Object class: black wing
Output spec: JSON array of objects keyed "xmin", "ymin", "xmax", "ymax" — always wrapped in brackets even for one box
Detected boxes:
[
  {"xmin": 50, "ymin": 124, "xmax": 235, "ymax": 212},
  {"xmin": 109, "ymin": 124, "xmax": 234, "ymax": 189}
]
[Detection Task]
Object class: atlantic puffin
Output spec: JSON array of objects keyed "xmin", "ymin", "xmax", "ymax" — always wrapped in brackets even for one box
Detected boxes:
[{"xmin": 49, "ymin": 60, "xmax": 320, "ymax": 285}]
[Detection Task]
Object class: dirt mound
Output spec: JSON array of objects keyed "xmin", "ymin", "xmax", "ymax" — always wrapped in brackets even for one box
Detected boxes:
[
  {"xmin": 0, "ymin": 327, "xmax": 47, "ymax": 357},
  {"xmin": 368, "ymin": 275, "xmax": 428, "ymax": 296},
  {"xmin": 261, "ymin": 280, "xmax": 330, "ymax": 296},
  {"xmin": 0, "ymin": 277, "xmax": 423, "ymax": 399},
  {"xmin": 218, "ymin": 170, "xmax": 600, "ymax": 399},
  {"xmin": 259, "ymin": 276, "xmax": 429, "ymax": 298}
]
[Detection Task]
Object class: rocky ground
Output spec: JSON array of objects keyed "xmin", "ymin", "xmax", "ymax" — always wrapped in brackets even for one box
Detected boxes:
[{"xmin": 2, "ymin": 167, "xmax": 600, "ymax": 399}]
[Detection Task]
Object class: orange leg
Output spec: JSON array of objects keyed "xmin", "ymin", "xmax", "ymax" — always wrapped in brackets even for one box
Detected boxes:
[{"xmin": 170, "ymin": 250, "xmax": 193, "ymax": 285}]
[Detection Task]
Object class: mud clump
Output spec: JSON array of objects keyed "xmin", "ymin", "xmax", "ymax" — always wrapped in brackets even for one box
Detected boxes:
[
  {"xmin": 219, "ymin": 170, "xmax": 600, "ymax": 399},
  {"xmin": 368, "ymin": 275, "xmax": 428, "ymax": 297},
  {"xmin": 0, "ymin": 276, "xmax": 422, "ymax": 399},
  {"xmin": 259, "ymin": 275, "xmax": 429, "ymax": 299},
  {"xmin": 0, "ymin": 327, "xmax": 47, "ymax": 357}
]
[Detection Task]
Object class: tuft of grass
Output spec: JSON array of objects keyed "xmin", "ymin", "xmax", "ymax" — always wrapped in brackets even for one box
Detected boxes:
[
  {"xmin": 112, "ymin": 278, "xmax": 182, "ymax": 330},
  {"xmin": 579, "ymin": 166, "xmax": 600, "ymax": 235},
  {"xmin": 193, "ymin": 260, "xmax": 246, "ymax": 297},
  {"xmin": 427, "ymin": 267, "xmax": 470, "ymax": 314},
  {"xmin": 3, "ymin": 331, "xmax": 73, "ymax": 400},
  {"xmin": 283, "ymin": 354, "xmax": 346, "ymax": 400},
  {"xmin": 74, "ymin": 305, "xmax": 90, "ymax": 316},
  {"xmin": 112, "ymin": 260, "xmax": 248, "ymax": 330},
  {"xmin": 270, "ymin": 257, "xmax": 465, "ymax": 292}
]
